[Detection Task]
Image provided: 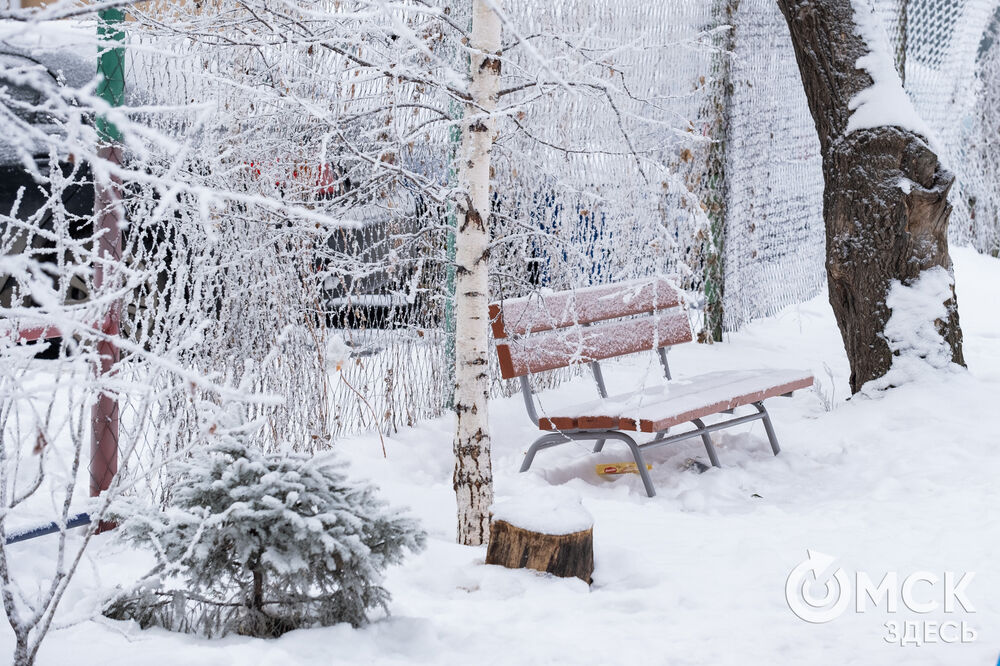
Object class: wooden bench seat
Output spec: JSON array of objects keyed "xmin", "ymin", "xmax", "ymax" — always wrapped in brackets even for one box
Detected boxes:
[
  {"xmin": 491, "ymin": 277, "xmax": 814, "ymax": 497},
  {"xmin": 536, "ymin": 369, "xmax": 814, "ymax": 433}
]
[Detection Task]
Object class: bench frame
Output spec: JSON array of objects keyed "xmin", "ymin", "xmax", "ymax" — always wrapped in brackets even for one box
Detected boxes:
[{"xmin": 515, "ymin": 347, "xmax": 785, "ymax": 497}]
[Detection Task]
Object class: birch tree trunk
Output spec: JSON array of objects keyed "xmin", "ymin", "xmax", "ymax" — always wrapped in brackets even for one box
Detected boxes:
[
  {"xmin": 777, "ymin": 0, "xmax": 965, "ymax": 393},
  {"xmin": 453, "ymin": 0, "xmax": 501, "ymax": 546}
]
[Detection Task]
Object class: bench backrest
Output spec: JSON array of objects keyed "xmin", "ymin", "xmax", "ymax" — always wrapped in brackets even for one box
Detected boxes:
[{"xmin": 490, "ymin": 277, "xmax": 691, "ymax": 379}]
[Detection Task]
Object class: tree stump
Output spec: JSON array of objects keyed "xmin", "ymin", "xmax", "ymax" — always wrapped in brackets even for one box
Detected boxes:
[{"xmin": 485, "ymin": 493, "xmax": 594, "ymax": 583}]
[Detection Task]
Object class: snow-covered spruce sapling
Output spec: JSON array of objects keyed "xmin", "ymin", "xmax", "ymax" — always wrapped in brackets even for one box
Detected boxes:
[{"xmin": 105, "ymin": 438, "xmax": 424, "ymax": 637}]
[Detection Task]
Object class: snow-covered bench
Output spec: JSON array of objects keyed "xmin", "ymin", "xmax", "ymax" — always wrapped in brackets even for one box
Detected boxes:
[{"xmin": 490, "ymin": 278, "xmax": 814, "ymax": 497}]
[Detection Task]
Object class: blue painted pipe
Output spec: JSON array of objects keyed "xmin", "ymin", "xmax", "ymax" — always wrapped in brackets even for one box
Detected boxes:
[{"xmin": 4, "ymin": 513, "xmax": 92, "ymax": 545}]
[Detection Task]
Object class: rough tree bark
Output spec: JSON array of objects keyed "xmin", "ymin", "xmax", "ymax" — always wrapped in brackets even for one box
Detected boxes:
[
  {"xmin": 486, "ymin": 520, "xmax": 594, "ymax": 583},
  {"xmin": 453, "ymin": 0, "xmax": 501, "ymax": 546},
  {"xmin": 777, "ymin": 0, "xmax": 964, "ymax": 393}
]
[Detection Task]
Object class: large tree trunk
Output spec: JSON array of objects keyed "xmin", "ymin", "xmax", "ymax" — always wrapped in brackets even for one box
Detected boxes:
[
  {"xmin": 777, "ymin": 0, "xmax": 964, "ymax": 393},
  {"xmin": 453, "ymin": 0, "xmax": 501, "ymax": 546}
]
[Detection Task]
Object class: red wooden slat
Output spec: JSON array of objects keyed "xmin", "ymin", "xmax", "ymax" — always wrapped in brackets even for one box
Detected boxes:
[
  {"xmin": 576, "ymin": 416, "xmax": 619, "ymax": 430},
  {"xmin": 10, "ymin": 326, "xmax": 63, "ymax": 343},
  {"xmin": 490, "ymin": 277, "xmax": 681, "ymax": 339},
  {"xmin": 538, "ymin": 375, "xmax": 813, "ymax": 432},
  {"xmin": 618, "ymin": 417, "xmax": 640, "ymax": 432},
  {"xmin": 496, "ymin": 310, "xmax": 691, "ymax": 379},
  {"xmin": 635, "ymin": 376, "xmax": 814, "ymax": 432},
  {"xmin": 6, "ymin": 320, "xmax": 104, "ymax": 343},
  {"xmin": 488, "ymin": 302, "xmax": 505, "ymax": 339},
  {"xmin": 539, "ymin": 417, "xmax": 577, "ymax": 431},
  {"xmin": 495, "ymin": 343, "xmax": 517, "ymax": 379}
]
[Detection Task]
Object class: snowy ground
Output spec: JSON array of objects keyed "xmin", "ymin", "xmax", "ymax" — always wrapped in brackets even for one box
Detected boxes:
[{"xmin": 4, "ymin": 246, "xmax": 1000, "ymax": 665}]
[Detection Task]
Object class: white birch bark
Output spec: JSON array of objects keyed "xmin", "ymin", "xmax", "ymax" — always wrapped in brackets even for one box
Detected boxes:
[{"xmin": 453, "ymin": 0, "xmax": 501, "ymax": 546}]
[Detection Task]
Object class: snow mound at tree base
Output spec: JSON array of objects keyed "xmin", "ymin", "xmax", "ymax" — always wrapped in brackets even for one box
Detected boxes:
[{"xmin": 862, "ymin": 265, "xmax": 963, "ymax": 394}]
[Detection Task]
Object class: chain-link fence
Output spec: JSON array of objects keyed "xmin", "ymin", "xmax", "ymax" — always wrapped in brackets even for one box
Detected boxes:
[{"xmin": 5, "ymin": 0, "xmax": 1000, "ymax": 508}]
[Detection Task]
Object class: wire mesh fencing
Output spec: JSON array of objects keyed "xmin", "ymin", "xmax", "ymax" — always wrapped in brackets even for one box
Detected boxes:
[
  {"xmin": 86, "ymin": 0, "xmax": 1000, "ymax": 465},
  {"xmin": 5, "ymin": 0, "xmax": 1000, "ymax": 510}
]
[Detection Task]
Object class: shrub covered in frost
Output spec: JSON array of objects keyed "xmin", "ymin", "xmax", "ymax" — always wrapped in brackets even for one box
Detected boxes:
[{"xmin": 105, "ymin": 439, "xmax": 424, "ymax": 637}]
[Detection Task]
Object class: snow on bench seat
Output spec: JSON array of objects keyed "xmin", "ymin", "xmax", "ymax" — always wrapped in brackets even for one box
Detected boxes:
[{"xmin": 537, "ymin": 369, "xmax": 814, "ymax": 433}]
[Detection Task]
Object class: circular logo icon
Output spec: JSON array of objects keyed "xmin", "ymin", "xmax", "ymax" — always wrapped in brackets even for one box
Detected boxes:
[{"xmin": 785, "ymin": 550, "xmax": 851, "ymax": 623}]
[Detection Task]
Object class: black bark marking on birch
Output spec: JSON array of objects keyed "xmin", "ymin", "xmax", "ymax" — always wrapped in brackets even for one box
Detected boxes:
[
  {"xmin": 466, "ymin": 207, "xmax": 485, "ymax": 231},
  {"xmin": 482, "ymin": 56, "xmax": 502, "ymax": 74},
  {"xmin": 457, "ymin": 444, "xmax": 483, "ymax": 458},
  {"xmin": 777, "ymin": 0, "xmax": 965, "ymax": 393},
  {"xmin": 453, "ymin": 471, "xmax": 493, "ymax": 487}
]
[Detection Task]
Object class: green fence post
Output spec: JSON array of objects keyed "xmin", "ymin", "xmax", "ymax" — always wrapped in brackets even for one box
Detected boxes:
[
  {"xmin": 702, "ymin": 0, "xmax": 738, "ymax": 342},
  {"xmin": 444, "ymin": 8, "xmax": 471, "ymax": 408},
  {"xmin": 444, "ymin": 106, "xmax": 460, "ymax": 407},
  {"xmin": 96, "ymin": 8, "xmax": 126, "ymax": 143}
]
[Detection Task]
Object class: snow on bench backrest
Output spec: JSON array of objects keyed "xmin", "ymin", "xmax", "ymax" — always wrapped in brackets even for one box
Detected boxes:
[
  {"xmin": 489, "ymin": 277, "xmax": 682, "ymax": 339},
  {"xmin": 491, "ymin": 278, "xmax": 691, "ymax": 379}
]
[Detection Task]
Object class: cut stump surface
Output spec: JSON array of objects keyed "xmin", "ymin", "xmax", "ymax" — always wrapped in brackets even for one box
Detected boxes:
[{"xmin": 485, "ymin": 519, "xmax": 594, "ymax": 584}]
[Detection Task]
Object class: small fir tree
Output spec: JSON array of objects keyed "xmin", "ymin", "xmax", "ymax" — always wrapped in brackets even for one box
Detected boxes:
[{"xmin": 106, "ymin": 435, "xmax": 424, "ymax": 637}]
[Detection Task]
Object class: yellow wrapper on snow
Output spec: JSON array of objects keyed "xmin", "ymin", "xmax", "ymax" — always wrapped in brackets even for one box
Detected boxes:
[{"xmin": 595, "ymin": 462, "xmax": 653, "ymax": 476}]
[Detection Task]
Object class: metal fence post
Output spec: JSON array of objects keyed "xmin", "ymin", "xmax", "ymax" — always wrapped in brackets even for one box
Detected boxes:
[
  {"xmin": 444, "ymin": 101, "xmax": 461, "ymax": 409},
  {"xmin": 702, "ymin": 0, "xmax": 739, "ymax": 342},
  {"xmin": 91, "ymin": 8, "xmax": 125, "ymax": 500},
  {"xmin": 444, "ymin": 12, "xmax": 471, "ymax": 409}
]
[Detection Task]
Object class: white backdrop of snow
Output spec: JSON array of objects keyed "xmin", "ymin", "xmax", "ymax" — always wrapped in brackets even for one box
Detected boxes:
[{"xmin": 5, "ymin": 247, "xmax": 1000, "ymax": 666}]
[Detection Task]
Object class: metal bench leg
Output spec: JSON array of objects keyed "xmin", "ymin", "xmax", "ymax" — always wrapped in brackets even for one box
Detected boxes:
[
  {"xmin": 522, "ymin": 431, "xmax": 655, "ymax": 497},
  {"xmin": 754, "ymin": 402, "xmax": 781, "ymax": 456},
  {"xmin": 592, "ymin": 439, "xmax": 606, "ymax": 453},
  {"xmin": 630, "ymin": 447, "xmax": 655, "ymax": 498},
  {"xmin": 520, "ymin": 433, "xmax": 569, "ymax": 472},
  {"xmin": 691, "ymin": 418, "xmax": 721, "ymax": 468}
]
